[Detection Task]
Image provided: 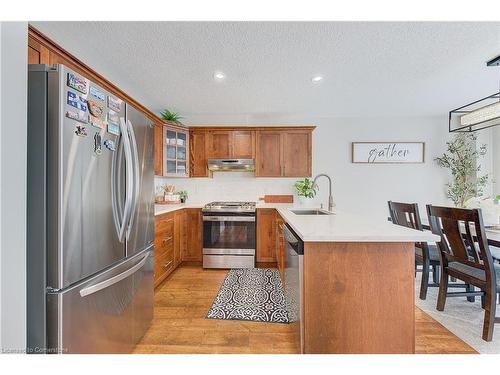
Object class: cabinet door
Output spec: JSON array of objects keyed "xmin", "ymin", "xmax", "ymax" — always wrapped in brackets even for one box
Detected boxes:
[
  {"xmin": 183, "ymin": 209, "xmax": 203, "ymax": 262},
  {"xmin": 207, "ymin": 131, "xmax": 231, "ymax": 159},
  {"xmin": 232, "ymin": 130, "xmax": 255, "ymax": 159},
  {"xmin": 275, "ymin": 213, "xmax": 285, "ymax": 282},
  {"xmin": 256, "ymin": 209, "xmax": 277, "ymax": 263},
  {"xmin": 179, "ymin": 210, "xmax": 187, "ymax": 266},
  {"xmin": 282, "ymin": 131, "xmax": 312, "ymax": 177},
  {"xmin": 189, "ymin": 131, "xmax": 209, "ymax": 177},
  {"xmin": 173, "ymin": 210, "xmax": 182, "ymax": 267},
  {"xmin": 28, "ymin": 37, "xmax": 49, "ymax": 64},
  {"xmin": 255, "ymin": 132, "xmax": 282, "ymax": 177},
  {"xmin": 154, "ymin": 213, "xmax": 175, "ymax": 287},
  {"xmin": 154, "ymin": 124, "xmax": 163, "ymax": 176}
]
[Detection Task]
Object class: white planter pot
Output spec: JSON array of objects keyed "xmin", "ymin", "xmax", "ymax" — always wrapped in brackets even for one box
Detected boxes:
[{"xmin": 298, "ymin": 196, "xmax": 315, "ymax": 207}]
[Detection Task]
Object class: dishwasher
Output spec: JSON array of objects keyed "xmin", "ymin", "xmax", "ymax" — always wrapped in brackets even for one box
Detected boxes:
[{"xmin": 282, "ymin": 223, "xmax": 304, "ymax": 354}]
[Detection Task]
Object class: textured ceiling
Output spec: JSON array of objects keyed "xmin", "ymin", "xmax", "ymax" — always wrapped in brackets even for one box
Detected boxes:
[{"xmin": 32, "ymin": 21, "xmax": 500, "ymax": 119}]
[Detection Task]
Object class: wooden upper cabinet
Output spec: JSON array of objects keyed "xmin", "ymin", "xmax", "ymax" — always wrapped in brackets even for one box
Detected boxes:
[
  {"xmin": 256, "ymin": 129, "xmax": 312, "ymax": 177},
  {"xmin": 282, "ymin": 130, "xmax": 312, "ymax": 177},
  {"xmin": 206, "ymin": 130, "xmax": 255, "ymax": 159},
  {"xmin": 189, "ymin": 130, "xmax": 209, "ymax": 177},
  {"xmin": 255, "ymin": 132, "xmax": 282, "ymax": 177},
  {"xmin": 207, "ymin": 131, "xmax": 231, "ymax": 159},
  {"xmin": 154, "ymin": 124, "xmax": 163, "ymax": 176},
  {"xmin": 189, "ymin": 126, "xmax": 313, "ymax": 178},
  {"xmin": 232, "ymin": 131, "xmax": 255, "ymax": 159},
  {"xmin": 154, "ymin": 124, "xmax": 189, "ymax": 177},
  {"xmin": 28, "ymin": 37, "xmax": 49, "ymax": 65}
]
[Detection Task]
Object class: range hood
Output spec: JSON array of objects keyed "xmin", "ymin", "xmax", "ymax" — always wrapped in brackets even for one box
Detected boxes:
[{"xmin": 207, "ymin": 159, "xmax": 255, "ymax": 172}]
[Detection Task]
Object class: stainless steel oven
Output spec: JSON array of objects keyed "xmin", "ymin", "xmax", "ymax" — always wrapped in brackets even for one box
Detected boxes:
[{"xmin": 202, "ymin": 202, "xmax": 256, "ymax": 268}]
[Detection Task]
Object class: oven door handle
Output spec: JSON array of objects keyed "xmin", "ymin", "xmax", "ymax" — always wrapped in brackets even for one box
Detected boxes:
[{"xmin": 203, "ymin": 216, "xmax": 255, "ymax": 222}]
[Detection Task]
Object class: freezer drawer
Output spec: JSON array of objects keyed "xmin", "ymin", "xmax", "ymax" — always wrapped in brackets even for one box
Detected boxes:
[{"xmin": 47, "ymin": 248, "xmax": 153, "ymax": 353}]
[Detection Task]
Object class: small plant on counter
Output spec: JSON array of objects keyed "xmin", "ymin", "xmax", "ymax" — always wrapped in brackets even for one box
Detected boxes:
[
  {"xmin": 434, "ymin": 133, "xmax": 488, "ymax": 208},
  {"xmin": 178, "ymin": 190, "xmax": 188, "ymax": 203},
  {"xmin": 160, "ymin": 109, "xmax": 184, "ymax": 125},
  {"xmin": 294, "ymin": 178, "xmax": 317, "ymax": 198}
]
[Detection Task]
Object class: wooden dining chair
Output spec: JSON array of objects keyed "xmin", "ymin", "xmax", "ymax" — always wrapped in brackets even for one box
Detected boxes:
[
  {"xmin": 388, "ymin": 201, "xmax": 441, "ymax": 300},
  {"xmin": 426, "ymin": 205, "xmax": 500, "ymax": 341}
]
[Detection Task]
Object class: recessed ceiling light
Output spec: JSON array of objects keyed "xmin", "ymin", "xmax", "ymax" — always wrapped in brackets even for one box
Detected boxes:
[
  {"xmin": 311, "ymin": 75, "xmax": 323, "ymax": 83},
  {"xmin": 214, "ymin": 71, "xmax": 226, "ymax": 81}
]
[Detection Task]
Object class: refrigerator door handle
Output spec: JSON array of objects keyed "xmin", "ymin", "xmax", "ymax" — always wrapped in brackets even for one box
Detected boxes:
[
  {"xmin": 79, "ymin": 252, "xmax": 150, "ymax": 297},
  {"xmin": 119, "ymin": 117, "xmax": 134, "ymax": 242},
  {"xmin": 111, "ymin": 134, "xmax": 124, "ymax": 240},
  {"xmin": 126, "ymin": 119, "xmax": 140, "ymax": 238}
]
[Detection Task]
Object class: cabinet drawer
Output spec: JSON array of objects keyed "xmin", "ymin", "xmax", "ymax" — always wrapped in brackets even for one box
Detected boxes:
[
  {"xmin": 155, "ymin": 214, "xmax": 174, "ymax": 236},
  {"xmin": 154, "ymin": 234, "xmax": 173, "ymax": 258},
  {"xmin": 154, "ymin": 246, "xmax": 174, "ymax": 283}
]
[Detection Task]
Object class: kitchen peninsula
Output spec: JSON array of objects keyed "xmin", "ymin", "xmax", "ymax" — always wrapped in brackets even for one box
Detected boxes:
[{"xmin": 154, "ymin": 202, "xmax": 440, "ymax": 354}]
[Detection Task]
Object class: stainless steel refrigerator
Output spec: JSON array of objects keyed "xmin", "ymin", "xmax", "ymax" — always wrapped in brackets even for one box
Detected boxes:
[{"xmin": 27, "ymin": 65, "xmax": 154, "ymax": 353}]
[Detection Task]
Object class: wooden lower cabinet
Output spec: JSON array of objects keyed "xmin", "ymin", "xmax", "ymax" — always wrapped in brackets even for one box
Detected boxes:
[
  {"xmin": 183, "ymin": 208, "xmax": 203, "ymax": 262},
  {"xmin": 154, "ymin": 212, "xmax": 175, "ymax": 287},
  {"xmin": 154, "ymin": 208, "xmax": 194, "ymax": 287},
  {"xmin": 303, "ymin": 242, "xmax": 415, "ymax": 353},
  {"xmin": 256, "ymin": 209, "xmax": 277, "ymax": 263},
  {"xmin": 174, "ymin": 209, "xmax": 187, "ymax": 267},
  {"xmin": 275, "ymin": 212, "xmax": 286, "ymax": 281}
]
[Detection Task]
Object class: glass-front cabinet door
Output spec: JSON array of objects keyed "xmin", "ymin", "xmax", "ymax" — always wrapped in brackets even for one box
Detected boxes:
[{"xmin": 163, "ymin": 126, "xmax": 189, "ymax": 177}]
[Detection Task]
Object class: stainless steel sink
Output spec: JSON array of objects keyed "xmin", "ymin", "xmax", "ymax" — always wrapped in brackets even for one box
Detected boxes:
[{"xmin": 291, "ymin": 209, "xmax": 334, "ymax": 215}]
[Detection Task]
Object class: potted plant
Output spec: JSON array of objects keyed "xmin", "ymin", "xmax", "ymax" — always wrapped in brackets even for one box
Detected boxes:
[
  {"xmin": 435, "ymin": 133, "xmax": 488, "ymax": 208},
  {"xmin": 294, "ymin": 178, "xmax": 317, "ymax": 206},
  {"xmin": 178, "ymin": 190, "xmax": 188, "ymax": 204},
  {"xmin": 160, "ymin": 109, "xmax": 184, "ymax": 126},
  {"xmin": 465, "ymin": 195, "xmax": 500, "ymax": 227}
]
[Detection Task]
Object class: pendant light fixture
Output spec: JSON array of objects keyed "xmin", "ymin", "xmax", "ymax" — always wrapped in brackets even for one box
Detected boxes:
[{"xmin": 449, "ymin": 54, "xmax": 500, "ymax": 133}]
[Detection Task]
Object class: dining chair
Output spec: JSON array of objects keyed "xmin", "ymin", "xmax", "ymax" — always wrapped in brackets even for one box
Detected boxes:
[
  {"xmin": 388, "ymin": 201, "xmax": 441, "ymax": 300},
  {"xmin": 490, "ymin": 247, "xmax": 500, "ymax": 263},
  {"xmin": 426, "ymin": 205, "xmax": 500, "ymax": 341}
]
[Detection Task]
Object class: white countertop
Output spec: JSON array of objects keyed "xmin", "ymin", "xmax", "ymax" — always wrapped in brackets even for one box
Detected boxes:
[
  {"xmin": 277, "ymin": 207, "xmax": 440, "ymax": 243},
  {"xmin": 155, "ymin": 202, "xmax": 440, "ymax": 243},
  {"xmin": 155, "ymin": 202, "xmax": 204, "ymax": 216}
]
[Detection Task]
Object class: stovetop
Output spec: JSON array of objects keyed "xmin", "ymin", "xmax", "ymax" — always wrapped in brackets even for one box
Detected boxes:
[{"xmin": 203, "ymin": 201, "xmax": 256, "ymax": 213}]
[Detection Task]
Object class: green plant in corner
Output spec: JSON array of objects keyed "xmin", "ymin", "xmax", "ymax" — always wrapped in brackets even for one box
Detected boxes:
[
  {"xmin": 294, "ymin": 178, "xmax": 317, "ymax": 198},
  {"xmin": 434, "ymin": 133, "xmax": 488, "ymax": 208},
  {"xmin": 160, "ymin": 109, "xmax": 184, "ymax": 125},
  {"xmin": 178, "ymin": 190, "xmax": 188, "ymax": 203}
]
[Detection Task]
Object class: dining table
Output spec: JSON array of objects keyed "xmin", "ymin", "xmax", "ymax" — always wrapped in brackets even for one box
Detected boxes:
[
  {"xmin": 388, "ymin": 216, "xmax": 500, "ymax": 260},
  {"xmin": 419, "ymin": 217, "xmax": 500, "ymax": 248}
]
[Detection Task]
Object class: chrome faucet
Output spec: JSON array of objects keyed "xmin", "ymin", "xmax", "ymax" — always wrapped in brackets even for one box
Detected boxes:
[{"xmin": 312, "ymin": 173, "xmax": 335, "ymax": 212}]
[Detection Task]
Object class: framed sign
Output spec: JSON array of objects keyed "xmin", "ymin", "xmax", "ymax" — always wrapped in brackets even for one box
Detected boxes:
[{"xmin": 352, "ymin": 142, "xmax": 425, "ymax": 164}]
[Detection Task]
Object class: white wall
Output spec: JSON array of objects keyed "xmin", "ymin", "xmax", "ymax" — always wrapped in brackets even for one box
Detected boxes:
[
  {"xmin": 0, "ymin": 21, "xmax": 27, "ymax": 353},
  {"xmin": 475, "ymin": 127, "xmax": 494, "ymax": 197},
  {"xmin": 156, "ymin": 114, "xmax": 452, "ymax": 219}
]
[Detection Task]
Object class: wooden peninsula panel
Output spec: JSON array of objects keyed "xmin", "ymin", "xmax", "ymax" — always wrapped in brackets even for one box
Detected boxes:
[{"xmin": 303, "ymin": 241, "xmax": 415, "ymax": 354}]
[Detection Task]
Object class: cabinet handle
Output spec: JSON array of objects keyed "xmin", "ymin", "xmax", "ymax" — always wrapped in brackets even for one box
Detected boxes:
[
  {"xmin": 163, "ymin": 260, "xmax": 173, "ymax": 269},
  {"xmin": 162, "ymin": 236, "xmax": 173, "ymax": 245}
]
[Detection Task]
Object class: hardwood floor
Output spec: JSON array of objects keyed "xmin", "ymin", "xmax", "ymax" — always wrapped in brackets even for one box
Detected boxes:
[{"xmin": 133, "ymin": 266, "xmax": 477, "ymax": 354}]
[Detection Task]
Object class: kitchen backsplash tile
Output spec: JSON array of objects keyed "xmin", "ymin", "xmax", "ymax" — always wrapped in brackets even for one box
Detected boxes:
[{"xmin": 154, "ymin": 172, "xmax": 310, "ymax": 203}]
